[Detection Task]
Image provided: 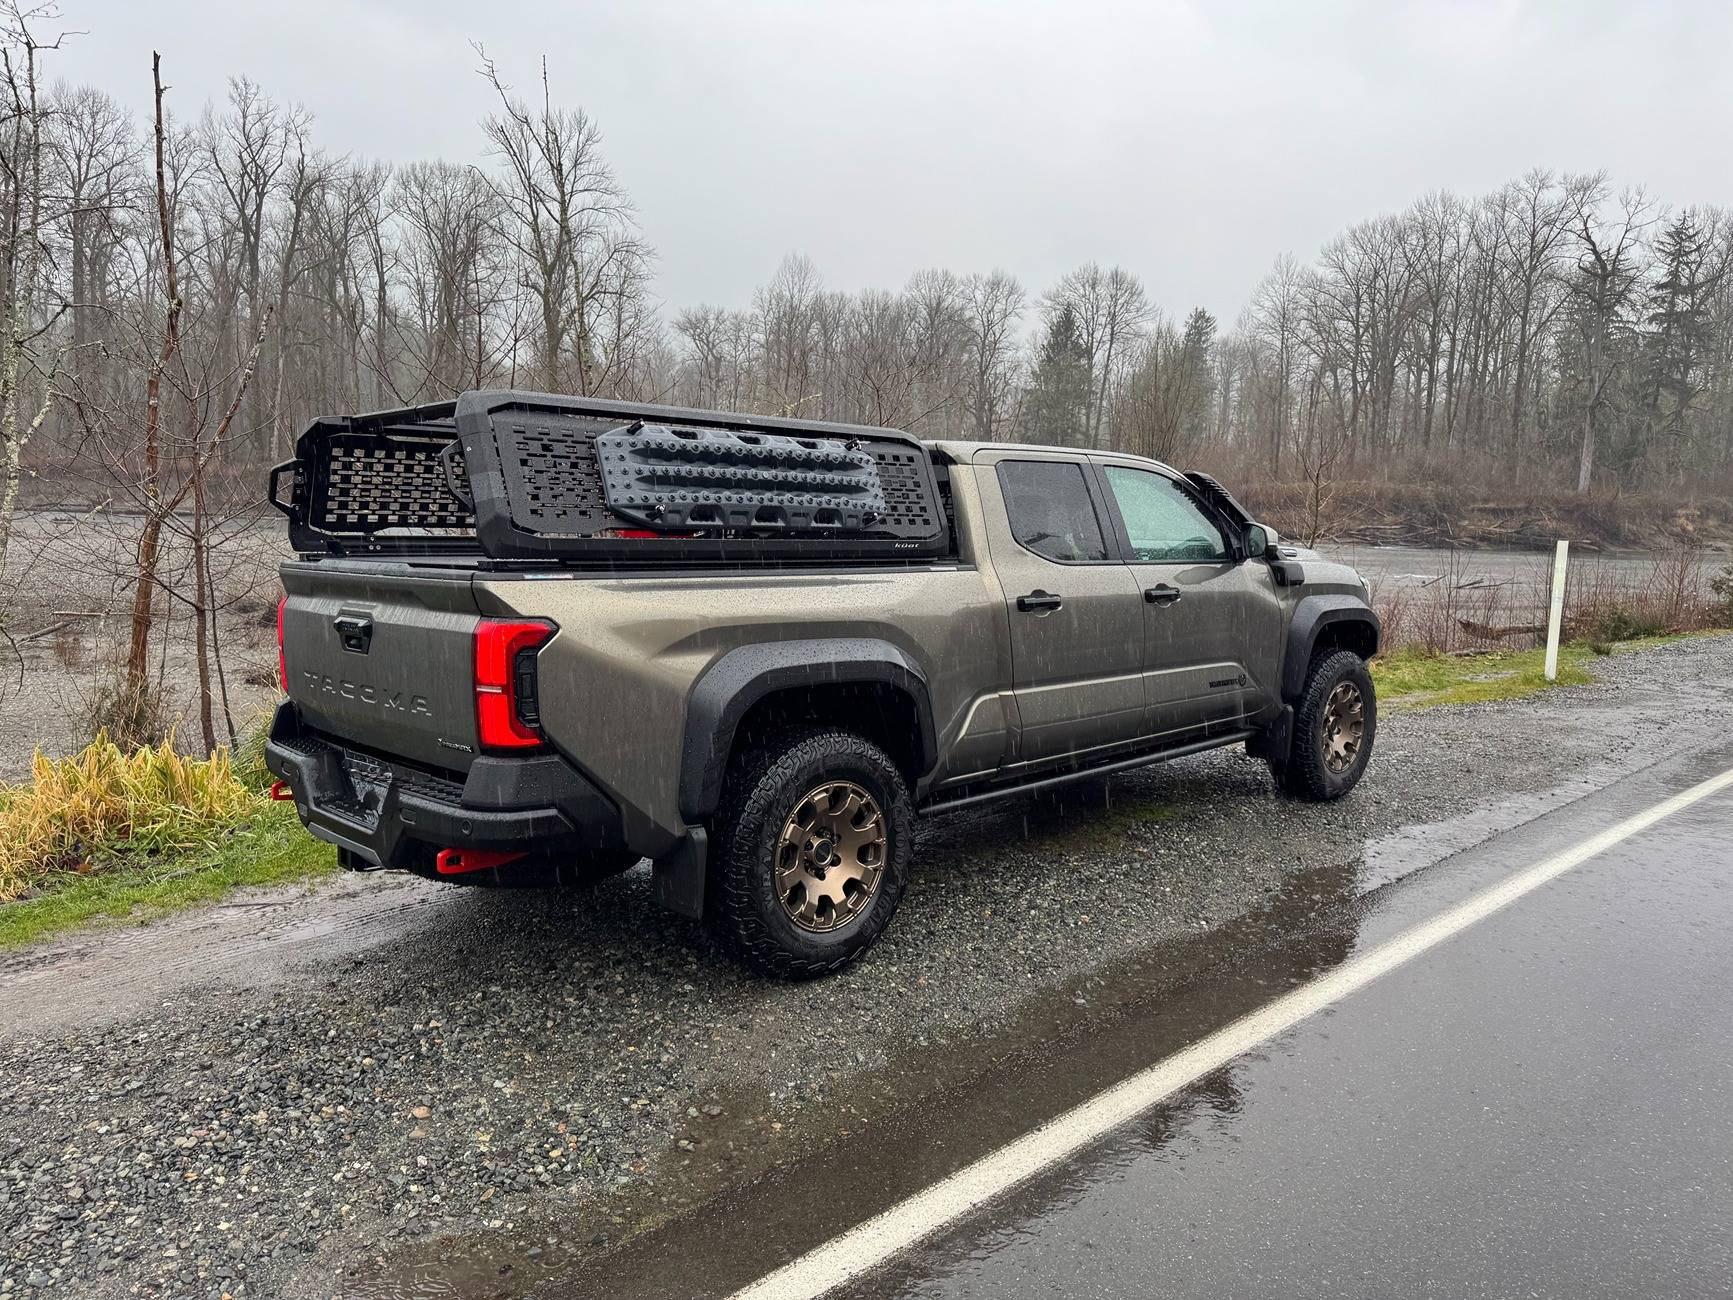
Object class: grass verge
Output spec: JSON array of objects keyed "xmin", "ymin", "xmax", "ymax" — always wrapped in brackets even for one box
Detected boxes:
[
  {"xmin": 1371, "ymin": 633, "xmax": 1705, "ymax": 710},
  {"xmin": 0, "ymin": 800, "xmax": 334, "ymax": 951}
]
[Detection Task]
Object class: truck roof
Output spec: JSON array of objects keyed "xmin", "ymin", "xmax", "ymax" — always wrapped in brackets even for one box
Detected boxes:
[{"xmin": 927, "ymin": 439, "xmax": 1178, "ymax": 474}]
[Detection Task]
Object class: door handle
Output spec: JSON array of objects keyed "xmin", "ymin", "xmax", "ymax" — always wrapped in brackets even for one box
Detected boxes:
[
  {"xmin": 1016, "ymin": 590, "xmax": 1063, "ymax": 613},
  {"xmin": 1144, "ymin": 584, "xmax": 1181, "ymax": 605}
]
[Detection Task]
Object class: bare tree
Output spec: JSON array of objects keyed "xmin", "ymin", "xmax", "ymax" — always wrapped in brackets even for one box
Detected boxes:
[
  {"xmin": 1292, "ymin": 361, "xmax": 1358, "ymax": 545},
  {"xmin": 263, "ymin": 124, "xmax": 328, "ymax": 453},
  {"xmin": 1489, "ymin": 170, "xmax": 1598, "ymax": 460},
  {"xmin": 477, "ymin": 49, "xmax": 651, "ymax": 397},
  {"xmin": 1249, "ymin": 253, "xmax": 1305, "ymax": 475},
  {"xmin": 121, "ymin": 51, "xmax": 185, "ymax": 705},
  {"xmin": 960, "ymin": 270, "xmax": 1024, "ymax": 438},
  {"xmin": 46, "ymin": 82, "xmax": 136, "ymax": 428},
  {"xmin": 393, "ymin": 158, "xmax": 506, "ymax": 397},
  {"xmin": 196, "ymin": 77, "xmax": 303, "ymax": 455},
  {"xmin": 0, "ymin": 1, "xmax": 66, "ymax": 578}
]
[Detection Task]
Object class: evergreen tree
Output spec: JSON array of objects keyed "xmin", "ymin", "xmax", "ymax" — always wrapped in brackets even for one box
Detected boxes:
[
  {"xmin": 1180, "ymin": 306, "xmax": 1217, "ymax": 362},
  {"xmin": 1645, "ymin": 212, "xmax": 1724, "ymax": 457},
  {"xmin": 1022, "ymin": 305, "xmax": 1091, "ymax": 444},
  {"xmin": 1178, "ymin": 307, "xmax": 1218, "ymax": 444}
]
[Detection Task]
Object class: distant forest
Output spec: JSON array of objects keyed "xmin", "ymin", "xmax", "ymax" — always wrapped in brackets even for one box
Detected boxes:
[{"xmin": 4, "ymin": 7, "xmax": 1733, "ymax": 581}]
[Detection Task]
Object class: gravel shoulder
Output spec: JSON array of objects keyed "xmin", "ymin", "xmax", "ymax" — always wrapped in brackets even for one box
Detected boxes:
[{"xmin": 1, "ymin": 633, "xmax": 1730, "ymax": 1299}]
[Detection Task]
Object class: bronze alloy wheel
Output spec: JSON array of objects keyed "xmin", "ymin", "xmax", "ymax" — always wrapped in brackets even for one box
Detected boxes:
[
  {"xmin": 774, "ymin": 780, "xmax": 887, "ymax": 932},
  {"xmin": 1321, "ymin": 679, "xmax": 1366, "ymax": 774}
]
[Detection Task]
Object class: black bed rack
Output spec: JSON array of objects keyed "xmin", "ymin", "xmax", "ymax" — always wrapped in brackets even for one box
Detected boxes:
[{"xmin": 269, "ymin": 390, "xmax": 950, "ymax": 563}]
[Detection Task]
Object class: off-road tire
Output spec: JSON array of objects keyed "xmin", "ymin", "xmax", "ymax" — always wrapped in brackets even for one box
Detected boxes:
[
  {"xmin": 1268, "ymin": 648, "xmax": 1376, "ymax": 801},
  {"xmin": 405, "ymin": 848, "xmax": 640, "ymax": 889},
  {"xmin": 710, "ymin": 727, "xmax": 913, "ymax": 979}
]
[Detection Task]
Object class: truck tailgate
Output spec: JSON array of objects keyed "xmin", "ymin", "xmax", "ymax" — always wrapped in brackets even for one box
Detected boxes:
[{"xmin": 281, "ymin": 562, "xmax": 483, "ymax": 771}]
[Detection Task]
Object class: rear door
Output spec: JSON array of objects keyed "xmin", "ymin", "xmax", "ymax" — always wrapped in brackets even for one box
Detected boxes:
[
  {"xmin": 976, "ymin": 452, "xmax": 1144, "ymax": 767},
  {"xmin": 1091, "ymin": 459, "xmax": 1284, "ymax": 736},
  {"xmin": 281, "ymin": 562, "xmax": 485, "ymax": 771}
]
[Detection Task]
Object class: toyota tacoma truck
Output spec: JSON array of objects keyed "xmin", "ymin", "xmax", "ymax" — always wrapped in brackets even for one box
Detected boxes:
[{"xmin": 265, "ymin": 390, "xmax": 1379, "ymax": 977}]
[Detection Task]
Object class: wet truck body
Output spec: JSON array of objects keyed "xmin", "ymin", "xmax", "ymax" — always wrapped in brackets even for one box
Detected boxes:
[{"xmin": 267, "ymin": 391, "xmax": 1378, "ymax": 976}]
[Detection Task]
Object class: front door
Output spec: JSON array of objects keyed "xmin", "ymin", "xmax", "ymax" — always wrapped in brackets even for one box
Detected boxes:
[
  {"xmin": 1093, "ymin": 460, "xmax": 1285, "ymax": 737},
  {"xmin": 979, "ymin": 454, "xmax": 1144, "ymax": 768}
]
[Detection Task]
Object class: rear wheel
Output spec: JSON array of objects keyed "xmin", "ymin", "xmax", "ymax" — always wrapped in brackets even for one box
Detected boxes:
[
  {"xmin": 710, "ymin": 726, "xmax": 912, "ymax": 979},
  {"xmin": 1268, "ymin": 648, "xmax": 1376, "ymax": 801}
]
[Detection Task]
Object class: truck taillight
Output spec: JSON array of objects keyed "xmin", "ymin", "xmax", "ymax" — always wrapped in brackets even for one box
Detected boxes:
[
  {"xmin": 276, "ymin": 595, "xmax": 288, "ymax": 693},
  {"xmin": 474, "ymin": 619, "xmax": 555, "ymax": 751}
]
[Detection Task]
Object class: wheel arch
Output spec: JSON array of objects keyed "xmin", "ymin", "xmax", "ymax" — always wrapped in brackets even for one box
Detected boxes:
[
  {"xmin": 679, "ymin": 639, "xmax": 936, "ymax": 825},
  {"xmin": 1282, "ymin": 596, "xmax": 1381, "ymax": 702}
]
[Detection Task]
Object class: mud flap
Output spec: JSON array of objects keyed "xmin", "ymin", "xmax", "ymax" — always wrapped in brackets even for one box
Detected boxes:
[
  {"xmin": 652, "ymin": 828, "xmax": 709, "ymax": 919},
  {"xmin": 1246, "ymin": 705, "xmax": 1294, "ymax": 764},
  {"xmin": 336, "ymin": 847, "xmax": 383, "ymax": 873}
]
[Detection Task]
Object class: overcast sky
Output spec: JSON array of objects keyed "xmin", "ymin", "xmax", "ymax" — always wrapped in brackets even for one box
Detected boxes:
[{"xmin": 51, "ymin": 0, "xmax": 1733, "ymax": 325}]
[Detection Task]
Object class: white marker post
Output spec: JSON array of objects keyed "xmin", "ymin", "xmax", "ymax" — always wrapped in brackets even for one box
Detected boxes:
[{"xmin": 1544, "ymin": 539, "xmax": 1570, "ymax": 681}]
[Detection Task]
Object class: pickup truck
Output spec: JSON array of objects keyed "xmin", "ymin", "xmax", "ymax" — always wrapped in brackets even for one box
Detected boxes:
[{"xmin": 265, "ymin": 391, "xmax": 1379, "ymax": 977}]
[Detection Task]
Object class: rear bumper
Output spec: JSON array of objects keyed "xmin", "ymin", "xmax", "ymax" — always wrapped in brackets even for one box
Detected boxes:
[{"xmin": 263, "ymin": 701, "xmax": 625, "ymax": 869}]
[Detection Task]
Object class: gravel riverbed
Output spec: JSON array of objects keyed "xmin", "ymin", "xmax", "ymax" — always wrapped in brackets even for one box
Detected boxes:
[{"xmin": 1, "ymin": 634, "xmax": 1730, "ymax": 1298}]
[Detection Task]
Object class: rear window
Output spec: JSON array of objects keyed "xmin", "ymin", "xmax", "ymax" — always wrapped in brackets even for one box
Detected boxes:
[{"xmin": 997, "ymin": 460, "xmax": 1109, "ymax": 563}]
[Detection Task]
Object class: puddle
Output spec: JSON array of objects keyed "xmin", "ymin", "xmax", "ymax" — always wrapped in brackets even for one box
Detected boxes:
[{"xmin": 334, "ymin": 854, "xmax": 1371, "ymax": 1299}]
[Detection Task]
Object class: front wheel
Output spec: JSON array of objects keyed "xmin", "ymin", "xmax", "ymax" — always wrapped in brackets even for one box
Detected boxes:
[
  {"xmin": 1268, "ymin": 648, "xmax": 1376, "ymax": 800},
  {"xmin": 710, "ymin": 727, "xmax": 913, "ymax": 979}
]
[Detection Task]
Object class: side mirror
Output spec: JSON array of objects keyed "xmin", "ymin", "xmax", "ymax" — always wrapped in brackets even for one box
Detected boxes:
[{"xmin": 1244, "ymin": 523, "xmax": 1279, "ymax": 561}]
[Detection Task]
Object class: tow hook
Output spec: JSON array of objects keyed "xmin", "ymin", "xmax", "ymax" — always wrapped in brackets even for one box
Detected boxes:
[
  {"xmin": 268, "ymin": 780, "xmax": 296, "ymax": 802},
  {"xmin": 435, "ymin": 847, "xmax": 528, "ymax": 875}
]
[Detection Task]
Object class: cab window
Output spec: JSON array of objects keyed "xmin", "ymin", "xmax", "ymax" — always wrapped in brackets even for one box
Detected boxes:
[
  {"xmin": 1101, "ymin": 466, "xmax": 1228, "ymax": 563},
  {"xmin": 997, "ymin": 460, "xmax": 1110, "ymax": 563}
]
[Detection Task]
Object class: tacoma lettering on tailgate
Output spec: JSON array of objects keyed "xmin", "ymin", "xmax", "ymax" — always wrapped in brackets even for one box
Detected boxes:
[{"xmin": 301, "ymin": 671, "xmax": 432, "ymax": 718}]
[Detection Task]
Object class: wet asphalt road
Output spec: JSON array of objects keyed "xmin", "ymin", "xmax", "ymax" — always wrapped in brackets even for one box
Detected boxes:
[{"xmin": 565, "ymin": 742, "xmax": 1733, "ymax": 1300}]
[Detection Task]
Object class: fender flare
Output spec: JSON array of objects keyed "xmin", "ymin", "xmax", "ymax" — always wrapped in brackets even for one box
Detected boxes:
[
  {"xmin": 1282, "ymin": 595, "xmax": 1381, "ymax": 701},
  {"xmin": 678, "ymin": 639, "xmax": 936, "ymax": 823}
]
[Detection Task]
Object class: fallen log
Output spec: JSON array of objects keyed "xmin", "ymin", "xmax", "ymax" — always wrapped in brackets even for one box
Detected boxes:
[{"xmin": 1457, "ymin": 617, "xmax": 1544, "ymax": 641}]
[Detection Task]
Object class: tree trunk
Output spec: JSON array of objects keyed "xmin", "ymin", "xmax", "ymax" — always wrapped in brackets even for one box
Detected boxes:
[
  {"xmin": 128, "ymin": 54, "xmax": 183, "ymax": 697},
  {"xmin": 191, "ymin": 464, "xmax": 216, "ymax": 754}
]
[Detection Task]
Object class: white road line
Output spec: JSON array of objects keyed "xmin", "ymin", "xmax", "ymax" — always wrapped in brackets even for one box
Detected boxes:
[{"xmin": 731, "ymin": 764, "xmax": 1733, "ymax": 1300}]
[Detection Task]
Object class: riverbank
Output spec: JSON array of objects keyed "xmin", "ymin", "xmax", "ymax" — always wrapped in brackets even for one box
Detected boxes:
[{"xmin": 1238, "ymin": 480, "xmax": 1733, "ymax": 551}]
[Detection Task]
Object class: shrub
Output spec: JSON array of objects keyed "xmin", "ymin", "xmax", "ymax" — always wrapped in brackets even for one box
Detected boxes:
[
  {"xmin": 1713, "ymin": 564, "xmax": 1733, "ymax": 625},
  {"xmin": 79, "ymin": 673, "xmax": 173, "ymax": 750},
  {"xmin": 0, "ymin": 733, "xmax": 255, "ymax": 901},
  {"xmin": 1571, "ymin": 602, "xmax": 1674, "ymax": 643}
]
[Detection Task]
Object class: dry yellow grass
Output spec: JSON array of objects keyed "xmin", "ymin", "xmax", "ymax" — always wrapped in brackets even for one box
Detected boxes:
[{"xmin": 0, "ymin": 733, "xmax": 254, "ymax": 901}]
